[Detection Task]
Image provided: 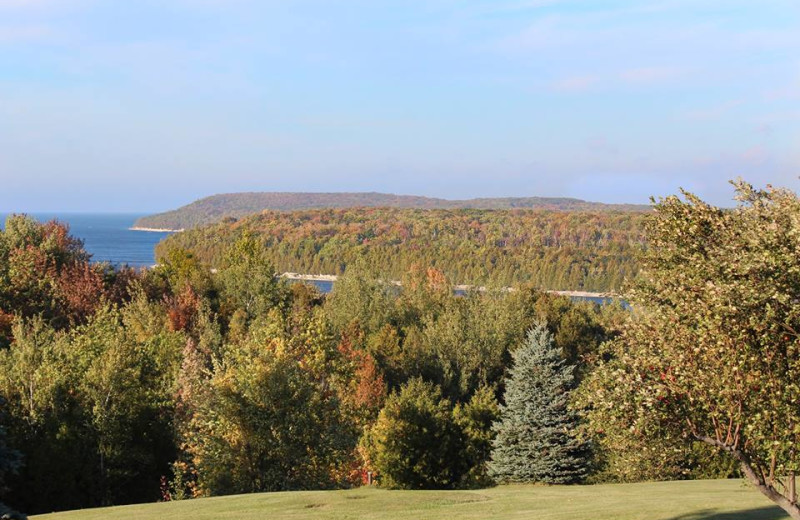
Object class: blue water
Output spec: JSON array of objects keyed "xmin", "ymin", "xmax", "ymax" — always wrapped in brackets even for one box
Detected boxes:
[{"xmin": 0, "ymin": 213, "xmax": 172, "ymax": 267}]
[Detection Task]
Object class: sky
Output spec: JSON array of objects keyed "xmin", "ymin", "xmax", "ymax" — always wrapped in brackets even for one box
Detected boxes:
[{"xmin": 0, "ymin": 0, "xmax": 798, "ymax": 212}]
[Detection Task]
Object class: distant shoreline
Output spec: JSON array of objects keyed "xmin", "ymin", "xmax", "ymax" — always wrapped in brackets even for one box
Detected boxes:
[
  {"xmin": 129, "ymin": 226, "xmax": 184, "ymax": 233},
  {"xmin": 280, "ymin": 273, "xmax": 616, "ymax": 299}
]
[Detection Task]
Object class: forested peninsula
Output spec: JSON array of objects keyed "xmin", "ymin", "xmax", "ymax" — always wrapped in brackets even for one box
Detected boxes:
[
  {"xmin": 135, "ymin": 192, "xmax": 650, "ymax": 230},
  {"xmin": 156, "ymin": 207, "xmax": 647, "ymax": 292}
]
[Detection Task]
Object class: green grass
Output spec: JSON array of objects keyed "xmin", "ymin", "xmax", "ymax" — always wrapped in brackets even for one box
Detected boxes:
[{"xmin": 32, "ymin": 480, "xmax": 788, "ymax": 520}]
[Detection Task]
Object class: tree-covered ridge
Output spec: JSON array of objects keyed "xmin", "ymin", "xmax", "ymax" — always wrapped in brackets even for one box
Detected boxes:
[
  {"xmin": 156, "ymin": 208, "xmax": 646, "ymax": 292},
  {"xmin": 134, "ymin": 192, "xmax": 651, "ymax": 230}
]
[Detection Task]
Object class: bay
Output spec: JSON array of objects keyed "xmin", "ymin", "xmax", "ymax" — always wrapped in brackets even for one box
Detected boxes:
[{"xmin": 0, "ymin": 213, "xmax": 172, "ymax": 267}]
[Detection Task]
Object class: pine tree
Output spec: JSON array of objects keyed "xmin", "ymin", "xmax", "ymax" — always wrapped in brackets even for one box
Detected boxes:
[{"xmin": 489, "ymin": 322, "xmax": 590, "ymax": 484}]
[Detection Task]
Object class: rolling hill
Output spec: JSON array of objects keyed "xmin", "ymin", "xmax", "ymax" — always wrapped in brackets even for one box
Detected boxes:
[{"xmin": 133, "ymin": 192, "xmax": 650, "ymax": 230}]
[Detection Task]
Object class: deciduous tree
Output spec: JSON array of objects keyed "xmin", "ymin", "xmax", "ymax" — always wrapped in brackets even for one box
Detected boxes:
[
  {"xmin": 364, "ymin": 378, "xmax": 466, "ymax": 489},
  {"xmin": 581, "ymin": 181, "xmax": 800, "ymax": 519}
]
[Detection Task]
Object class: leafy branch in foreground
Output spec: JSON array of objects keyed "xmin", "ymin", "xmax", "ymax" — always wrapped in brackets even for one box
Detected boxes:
[{"xmin": 580, "ymin": 181, "xmax": 800, "ymax": 519}]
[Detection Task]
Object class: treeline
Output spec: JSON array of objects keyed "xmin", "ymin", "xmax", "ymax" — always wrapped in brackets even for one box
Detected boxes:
[
  {"xmin": 156, "ymin": 208, "xmax": 646, "ymax": 292},
  {"xmin": 134, "ymin": 192, "xmax": 650, "ymax": 230},
  {"xmin": 0, "ymin": 215, "xmax": 733, "ymax": 516}
]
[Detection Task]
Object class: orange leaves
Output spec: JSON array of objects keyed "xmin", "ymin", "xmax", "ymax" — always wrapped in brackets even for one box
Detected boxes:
[
  {"xmin": 0, "ymin": 309, "xmax": 12, "ymax": 345},
  {"xmin": 353, "ymin": 353, "xmax": 387, "ymax": 412},
  {"xmin": 165, "ymin": 285, "xmax": 202, "ymax": 332},
  {"xmin": 337, "ymin": 325, "xmax": 387, "ymax": 414},
  {"xmin": 54, "ymin": 262, "xmax": 105, "ymax": 324}
]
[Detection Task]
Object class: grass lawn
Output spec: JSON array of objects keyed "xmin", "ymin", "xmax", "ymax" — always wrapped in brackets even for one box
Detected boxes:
[{"xmin": 31, "ymin": 479, "xmax": 788, "ymax": 520}]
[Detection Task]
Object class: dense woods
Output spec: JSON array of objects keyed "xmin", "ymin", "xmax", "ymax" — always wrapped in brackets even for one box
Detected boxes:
[
  {"xmin": 3, "ymin": 181, "xmax": 797, "ymax": 518},
  {"xmin": 135, "ymin": 192, "xmax": 650, "ymax": 230},
  {"xmin": 0, "ymin": 214, "xmax": 636, "ymax": 515},
  {"xmin": 156, "ymin": 208, "xmax": 646, "ymax": 292}
]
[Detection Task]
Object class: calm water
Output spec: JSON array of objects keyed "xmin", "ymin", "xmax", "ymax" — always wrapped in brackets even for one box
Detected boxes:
[{"xmin": 0, "ymin": 213, "xmax": 172, "ymax": 267}]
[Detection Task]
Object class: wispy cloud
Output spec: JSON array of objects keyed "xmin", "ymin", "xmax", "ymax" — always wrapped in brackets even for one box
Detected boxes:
[
  {"xmin": 619, "ymin": 66, "xmax": 685, "ymax": 85},
  {"xmin": 549, "ymin": 66, "xmax": 688, "ymax": 93},
  {"xmin": 585, "ymin": 136, "xmax": 619, "ymax": 155},
  {"xmin": 490, "ymin": 2, "xmax": 800, "ymax": 99},
  {"xmin": 0, "ymin": 0, "xmax": 87, "ymax": 10},
  {"xmin": 494, "ymin": 15, "xmax": 580, "ymax": 52},
  {"xmin": 741, "ymin": 145, "xmax": 769, "ymax": 165},
  {"xmin": 550, "ymin": 74, "xmax": 598, "ymax": 92},
  {"xmin": 0, "ymin": 0, "xmax": 798, "ymax": 210},
  {"xmin": 681, "ymin": 99, "xmax": 745, "ymax": 121},
  {"xmin": 0, "ymin": 23, "xmax": 52, "ymax": 43},
  {"xmin": 458, "ymin": 0, "xmax": 568, "ymax": 17},
  {"xmin": 0, "ymin": 0, "xmax": 44, "ymax": 7},
  {"xmin": 763, "ymin": 74, "xmax": 800, "ymax": 101}
]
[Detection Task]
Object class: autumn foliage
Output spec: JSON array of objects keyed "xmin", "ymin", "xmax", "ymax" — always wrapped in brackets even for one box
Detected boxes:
[
  {"xmin": 157, "ymin": 207, "xmax": 645, "ymax": 292},
  {"xmin": 0, "ymin": 212, "xmax": 623, "ymax": 514}
]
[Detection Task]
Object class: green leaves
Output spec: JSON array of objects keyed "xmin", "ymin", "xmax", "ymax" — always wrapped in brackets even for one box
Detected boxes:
[
  {"xmin": 156, "ymin": 207, "xmax": 646, "ymax": 292},
  {"xmin": 364, "ymin": 378, "xmax": 468, "ymax": 489},
  {"xmin": 580, "ymin": 180, "xmax": 800, "ymax": 494}
]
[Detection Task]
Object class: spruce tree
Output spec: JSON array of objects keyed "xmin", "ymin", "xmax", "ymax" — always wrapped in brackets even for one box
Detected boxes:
[{"xmin": 489, "ymin": 322, "xmax": 589, "ymax": 484}]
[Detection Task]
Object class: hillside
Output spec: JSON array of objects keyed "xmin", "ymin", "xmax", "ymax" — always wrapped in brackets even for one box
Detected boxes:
[
  {"xmin": 134, "ymin": 192, "xmax": 651, "ymax": 230},
  {"xmin": 32, "ymin": 480, "xmax": 786, "ymax": 520},
  {"xmin": 156, "ymin": 207, "xmax": 646, "ymax": 292}
]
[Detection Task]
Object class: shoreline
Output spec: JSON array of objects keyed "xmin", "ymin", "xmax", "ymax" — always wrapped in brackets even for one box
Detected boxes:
[
  {"xmin": 280, "ymin": 273, "xmax": 616, "ymax": 299},
  {"xmin": 129, "ymin": 226, "xmax": 184, "ymax": 233}
]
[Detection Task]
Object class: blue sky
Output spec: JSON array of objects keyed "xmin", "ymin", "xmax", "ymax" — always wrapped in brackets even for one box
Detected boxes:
[{"xmin": 0, "ymin": 0, "xmax": 798, "ymax": 211}]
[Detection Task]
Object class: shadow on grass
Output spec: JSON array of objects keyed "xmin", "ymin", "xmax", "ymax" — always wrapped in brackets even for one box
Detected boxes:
[{"xmin": 667, "ymin": 506, "xmax": 787, "ymax": 520}]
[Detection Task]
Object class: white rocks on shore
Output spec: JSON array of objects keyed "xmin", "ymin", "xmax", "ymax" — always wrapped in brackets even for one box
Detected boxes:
[{"xmin": 280, "ymin": 273, "xmax": 613, "ymax": 299}]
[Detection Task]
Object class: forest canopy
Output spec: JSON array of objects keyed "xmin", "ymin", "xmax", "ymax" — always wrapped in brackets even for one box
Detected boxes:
[
  {"xmin": 156, "ymin": 207, "xmax": 646, "ymax": 292},
  {"xmin": 134, "ymin": 192, "xmax": 650, "ymax": 230},
  {"xmin": 0, "ymin": 214, "xmax": 633, "ymax": 515}
]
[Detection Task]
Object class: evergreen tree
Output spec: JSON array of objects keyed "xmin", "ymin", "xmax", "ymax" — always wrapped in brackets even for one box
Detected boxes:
[{"xmin": 489, "ymin": 323, "xmax": 589, "ymax": 484}]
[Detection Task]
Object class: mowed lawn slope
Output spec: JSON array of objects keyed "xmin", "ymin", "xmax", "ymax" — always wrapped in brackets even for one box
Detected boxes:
[{"xmin": 33, "ymin": 480, "xmax": 787, "ymax": 520}]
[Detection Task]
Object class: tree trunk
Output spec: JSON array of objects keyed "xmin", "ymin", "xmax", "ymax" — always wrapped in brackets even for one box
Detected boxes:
[
  {"xmin": 737, "ymin": 458, "xmax": 800, "ymax": 520},
  {"xmin": 697, "ymin": 436, "xmax": 800, "ymax": 520}
]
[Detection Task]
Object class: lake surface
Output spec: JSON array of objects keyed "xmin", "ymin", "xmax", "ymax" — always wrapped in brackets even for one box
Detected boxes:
[{"xmin": 0, "ymin": 213, "xmax": 172, "ymax": 267}]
